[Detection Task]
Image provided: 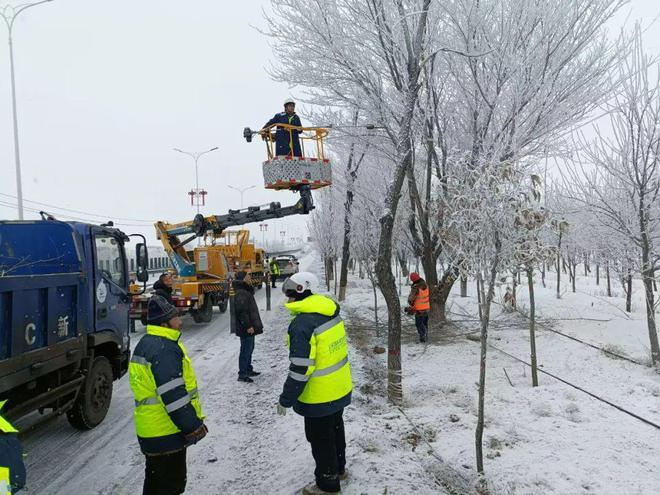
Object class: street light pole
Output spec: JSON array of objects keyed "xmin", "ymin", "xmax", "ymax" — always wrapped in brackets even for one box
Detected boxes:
[
  {"xmin": 227, "ymin": 184, "xmax": 256, "ymax": 209},
  {"xmin": 173, "ymin": 146, "xmax": 219, "ymax": 215},
  {"xmin": 1, "ymin": 0, "xmax": 55, "ymax": 220}
]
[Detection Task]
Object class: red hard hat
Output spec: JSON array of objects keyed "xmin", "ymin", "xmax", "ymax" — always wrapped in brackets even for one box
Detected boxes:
[{"xmin": 410, "ymin": 272, "xmax": 421, "ymax": 283}]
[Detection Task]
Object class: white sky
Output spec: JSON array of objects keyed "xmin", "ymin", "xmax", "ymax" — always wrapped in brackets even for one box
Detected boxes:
[
  {"xmin": 1, "ymin": 1, "xmax": 659, "ymax": 244},
  {"xmin": 0, "ymin": 0, "xmax": 306, "ymax": 245}
]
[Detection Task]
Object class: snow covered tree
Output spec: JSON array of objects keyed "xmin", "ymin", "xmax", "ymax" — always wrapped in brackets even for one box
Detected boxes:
[{"xmin": 564, "ymin": 29, "xmax": 660, "ymax": 366}]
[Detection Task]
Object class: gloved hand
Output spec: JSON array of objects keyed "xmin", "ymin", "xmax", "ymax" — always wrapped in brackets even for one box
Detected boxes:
[
  {"xmin": 276, "ymin": 403, "xmax": 287, "ymax": 416},
  {"xmin": 184, "ymin": 423, "xmax": 208, "ymax": 446}
]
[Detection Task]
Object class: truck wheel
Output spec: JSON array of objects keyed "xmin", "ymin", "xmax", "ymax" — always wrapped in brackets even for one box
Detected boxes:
[
  {"xmin": 201, "ymin": 298, "xmax": 214, "ymax": 322},
  {"xmin": 218, "ymin": 298, "xmax": 228, "ymax": 313},
  {"xmin": 193, "ymin": 298, "xmax": 213, "ymax": 323},
  {"xmin": 67, "ymin": 356, "xmax": 113, "ymax": 430}
]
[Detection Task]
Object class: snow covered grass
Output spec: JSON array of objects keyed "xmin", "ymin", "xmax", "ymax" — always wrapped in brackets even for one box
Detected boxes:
[{"xmin": 319, "ymin": 262, "xmax": 660, "ymax": 495}]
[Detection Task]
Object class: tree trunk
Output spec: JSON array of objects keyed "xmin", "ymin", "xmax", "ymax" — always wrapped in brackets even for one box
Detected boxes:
[
  {"xmin": 527, "ymin": 267, "xmax": 539, "ymax": 387},
  {"xmin": 325, "ymin": 257, "xmax": 332, "ymax": 292},
  {"xmin": 476, "ymin": 278, "xmax": 483, "ymax": 322},
  {"xmin": 476, "ymin": 235, "xmax": 501, "ymax": 474},
  {"xmin": 512, "ymin": 271, "xmax": 518, "ymax": 304},
  {"xmin": 435, "ymin": 266, "xmax": 460, "ymax": 322},
  {"xmin": 334, "ymin": 258, "xmax": 338, "ymax": 296},
  {"xmin": 460, "ymin": 275, "xmax": 468, "ymax": 297},
  {"xmin": 625, "ymin": 270, "xmax": 632, "ymax": 313},
  {"xmin": 571, "ymin": 263, "xmax": 576, "ymax": 293},
  {"xmin": 370, "ymin": 274, "xmax": 379, "ymax": 330},
  {"xmin": 642, "ymin": 267, "xmax": 660, "ymax": 366},
  {"xmin": 556, "ymin": 233, "xmax": 562, "ymax": 299},
  {"xmin": 606, "ymin": 261, "xmax": 612, "ymax": 297},
  {"xmin": 596, "ymin": 263, "xmax": 600, "ymax": 286},
  {"xmin": 397, "ymin": 252, "xmax": 409, "ymax": 277},
  {"xmin": 541, "ymin": 262, "xmax": 546, "ymax": 288}
]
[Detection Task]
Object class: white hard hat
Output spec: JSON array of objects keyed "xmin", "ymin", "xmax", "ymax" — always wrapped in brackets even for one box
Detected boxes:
[
  {"xmin": 282, "ymin": 271, "xmax": 318, "ymax": 294},
  {"xmin": 284, "ymin": 98, "xmax": 296, "ymax": 107}
]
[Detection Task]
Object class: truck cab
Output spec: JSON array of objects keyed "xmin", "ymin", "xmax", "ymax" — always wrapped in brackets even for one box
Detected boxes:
[{"xmin": 0, "ymin": 219, "xmax": 148, "ymax": 429}]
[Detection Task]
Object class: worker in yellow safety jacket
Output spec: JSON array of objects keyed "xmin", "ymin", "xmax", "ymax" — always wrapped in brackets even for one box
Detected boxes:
[
  {"xmin": 0, "ymin": 400, "xmax": 26, "ymax": 494},
  {"xmin": 407, "ymin": 272, "xmax": 430, "ymax": 343},
  {"xmin": 269, "ymin": 258, "xmax": 281, "ymax": 288},
  {"xmin": 129, "ymin": 295, "xmax": 208, "ymax": 495},
  {"xmin": 276, "ymin": 272, "xmax": 352, "ymax": 495}
]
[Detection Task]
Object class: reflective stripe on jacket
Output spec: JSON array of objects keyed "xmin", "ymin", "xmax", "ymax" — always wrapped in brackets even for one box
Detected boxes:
[
  {"xmin": 129, "ymin": 325, "xmax": 204, "ymax": 454},
  {"xmin": 1, "ymin": 467, "xmax": 10, "ymax": 495},
  {"xmin": 412, "ymin": 286, "xmax": 430, "ymax": 312},
  {"xmin": 0, "ymin": 402, "xmax": 17, "ymax": 435},
  {"xmin": 0, "ymin": 402, "xmax": 25, "ymax": 494},
  {"xmin": 280, "ymin": 294, "xmax": 352, "ymax": 417}
]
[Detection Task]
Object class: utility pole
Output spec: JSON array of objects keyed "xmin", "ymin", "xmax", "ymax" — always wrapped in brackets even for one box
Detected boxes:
[
  {"xmin": 227, "ymin": 184, "xmax": 256, "ymax": 209},
  {"xmin": 173, "ymin": 146, "xmax": 219, "ymax": 215},
  {"xmin": 1, "ymin": 0, "xmax": 55, "ymax": 220},
  {"xmin": 259, "ymin": 223, "xmax": 268, "ymax": 247}
]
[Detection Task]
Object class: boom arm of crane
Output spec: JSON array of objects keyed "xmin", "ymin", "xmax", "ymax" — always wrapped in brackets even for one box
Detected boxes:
[{"xmin": 155, "ymin": 186, "xmax": 314, "ymax": 277}]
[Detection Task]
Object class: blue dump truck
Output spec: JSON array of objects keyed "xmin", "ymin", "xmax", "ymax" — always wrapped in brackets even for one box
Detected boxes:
[{"xmin": 0, "ymin": 219, "xmax": 148, "ymax": 429}]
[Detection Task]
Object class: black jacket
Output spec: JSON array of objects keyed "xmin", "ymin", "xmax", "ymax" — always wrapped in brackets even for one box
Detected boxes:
[
  {"xmin": 153, "ymin": 279, "xmax": 173, "ymax": 304},
  {"xmin": 0, "ymin": 433, "xmax": 26, "ymax": 492},
  {"xmin": 233, "ymin": 281, "xmax": 263, "ymax": 337}
]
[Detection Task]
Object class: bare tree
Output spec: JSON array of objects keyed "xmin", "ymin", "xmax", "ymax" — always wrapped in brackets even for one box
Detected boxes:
[{"xmin": 565, "ymin": 29, "xmax": 660, "ymax": 366}]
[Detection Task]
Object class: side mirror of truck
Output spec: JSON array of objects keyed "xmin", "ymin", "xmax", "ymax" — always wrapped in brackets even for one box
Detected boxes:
[{"xmin": 136, "ymin": 243, "xmax": 149, "ymax": 283}]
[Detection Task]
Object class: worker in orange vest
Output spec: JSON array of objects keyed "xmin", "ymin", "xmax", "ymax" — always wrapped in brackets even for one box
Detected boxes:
[{"xmin": 407, "ymin": 272, "xmax": 430, "ymax": 343}]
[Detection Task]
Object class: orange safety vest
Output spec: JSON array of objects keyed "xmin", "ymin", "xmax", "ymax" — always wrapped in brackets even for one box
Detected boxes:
[{"xmin": 413, "ymin": 286, "xmax": 430, "ymax": 312}]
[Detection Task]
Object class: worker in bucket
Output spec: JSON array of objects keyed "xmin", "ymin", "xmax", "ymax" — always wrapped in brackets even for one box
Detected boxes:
[
  {"xmin": 0, "ymin": 400, "xmax": 26, "ymax": 493},
  {"xmin": 276, "ymin": 272, "xmax": 353, "ymax": 495},
  {"xmin": 129, "ymin": 295, "xmax": 208, "ymax": 495},
  {"xmin": 262, "ymin": 99, "xmax": 303, "ymax": 157}
]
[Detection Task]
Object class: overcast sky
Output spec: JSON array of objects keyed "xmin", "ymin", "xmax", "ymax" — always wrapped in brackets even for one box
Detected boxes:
[{"xmin": 1, "ymin": 1, "xmax": 660, "ymax": 245}]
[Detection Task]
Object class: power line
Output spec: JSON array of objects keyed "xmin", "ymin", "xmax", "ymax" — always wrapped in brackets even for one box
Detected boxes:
[
  {"xmin": 0, "ymin": 192, "xmax": 153, "ymax": 224},
  {"xmin": 0, "ymin": 200, "xmax": 152, "ymax": 228}
]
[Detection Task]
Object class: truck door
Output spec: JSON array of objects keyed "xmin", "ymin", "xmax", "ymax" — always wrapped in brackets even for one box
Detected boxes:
[{"xmin": 92, "ymin": 232, "xmax": 129, "ymax": 336}]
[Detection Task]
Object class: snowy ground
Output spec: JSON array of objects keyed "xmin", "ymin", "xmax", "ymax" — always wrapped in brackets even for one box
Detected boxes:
[
  {"xmin": 20, "ymin": 250, "xmax": 444, "ymax": 495},
  {"xmin": 336, "ymin": 266, "xmax": 660, "ymax": 495}
]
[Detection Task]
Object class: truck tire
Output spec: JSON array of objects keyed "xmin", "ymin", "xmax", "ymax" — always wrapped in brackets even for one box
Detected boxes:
[
  {"xmin": 218, "ymin": 298, "xmax": 228, "ymax": 313},
  {"xmin": 67, "ymin": 356, "xmax": 113, "ymax": 430},
  {"xmin": 192, "ymin": 298, "xmax": 213, "ymax": 323}
]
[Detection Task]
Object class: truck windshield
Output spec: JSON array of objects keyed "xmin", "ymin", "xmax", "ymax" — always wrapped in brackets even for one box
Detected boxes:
[{"xmin": 95, "ymin": 235, "xmax": 125, "ymax": 287}]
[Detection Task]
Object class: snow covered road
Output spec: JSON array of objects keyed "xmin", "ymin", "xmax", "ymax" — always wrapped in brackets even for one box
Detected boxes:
[{"xmin": 21, "ymin": 254, "xmax": 446, "ymax": 495}]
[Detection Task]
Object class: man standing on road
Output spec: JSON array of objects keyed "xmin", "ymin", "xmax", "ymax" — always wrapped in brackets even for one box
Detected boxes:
[
  {"xmin": 153, "ymin": 272, "xmax": 174, "ymax": 304},
  {"xmin": 129, "ymin": 295, "xmax": 208, "ymax": 495},
  {"xmin": 234, "ymin": 271, "xmax": 264, "ymax": 383},
  {"xmin": 276, "ymin": 272, "xmax": 353, "ymax": 495},
  {"xmin": 0, "ymin": 400, "xmax": 26, "ymax": 493},
  {"xmin": 407, "ymin": 272, "xmax": 430, "ymax": 343},
  {"xmin": 269, "ymin": 258, "xmax": 281, "ymax": 288}
]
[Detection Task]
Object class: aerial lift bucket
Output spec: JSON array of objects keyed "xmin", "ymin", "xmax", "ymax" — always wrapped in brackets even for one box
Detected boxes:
[{"xmin": 244, "ymin": 124, "xmax": 333, "ymax": 191}]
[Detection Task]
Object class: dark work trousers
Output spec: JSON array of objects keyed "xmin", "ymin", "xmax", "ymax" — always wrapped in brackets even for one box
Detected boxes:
[
  {"xmin": 271, "ymin": 275, "xmax": 277, "ymax": 288},
  {"xmin": 415, "ymin": 313, "xmax": 429, "ymax": 342},
  {"xmin": 238, "ymin": 335, "xmax": 255, "ymax": 377},
  {"xmin": 143, "ymin": 449, "xmax": 187, "ymax": 495},
  {"xmin": 304, "ymin": 409, "xmax": 346, "ymax": 493}
]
